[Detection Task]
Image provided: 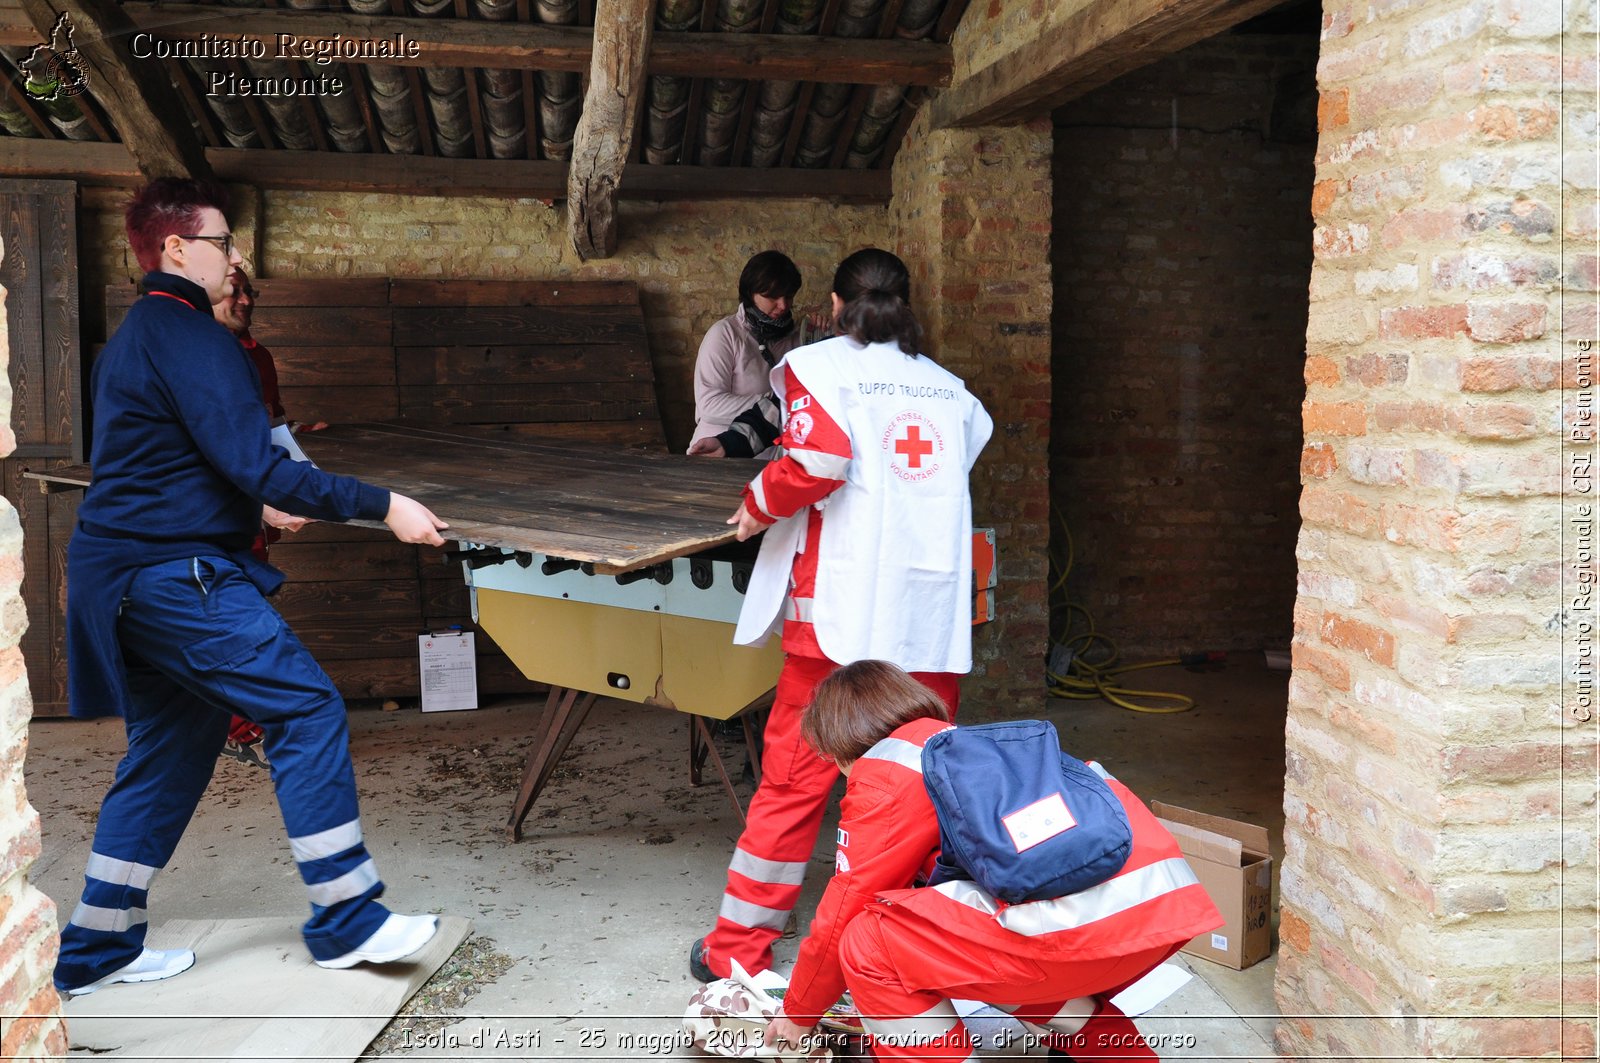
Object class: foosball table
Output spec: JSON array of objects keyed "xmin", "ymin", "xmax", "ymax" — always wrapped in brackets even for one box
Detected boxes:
[{"xmin": 32, "ymin": 421, "xmax": 997, "ymax": 841}]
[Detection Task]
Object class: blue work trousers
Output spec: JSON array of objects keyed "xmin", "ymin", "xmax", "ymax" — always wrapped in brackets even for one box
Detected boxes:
[{"xmin": 54, "ymin": 556, "xmax": 391, "ymax": 991}]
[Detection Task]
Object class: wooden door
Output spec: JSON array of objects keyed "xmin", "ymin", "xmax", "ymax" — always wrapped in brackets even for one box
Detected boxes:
[{"xmin": 0, "ymin": 180, "xmax": 81, "ymax": 716}]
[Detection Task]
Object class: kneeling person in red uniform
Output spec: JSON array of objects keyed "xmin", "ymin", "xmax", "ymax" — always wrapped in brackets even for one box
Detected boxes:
[{"xmin": 763, "ymin": 662, "xmax": 1223, "ymax": 1063}]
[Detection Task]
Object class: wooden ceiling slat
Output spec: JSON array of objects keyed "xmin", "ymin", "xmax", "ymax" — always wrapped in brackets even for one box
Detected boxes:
[
  {"xmin": 779, "ymin": 82, "xmax": 815, "ymax": 168},
  {"xmin": 676, "ymin": 78, "xmax": 704, "ymax": 166},
  {"xmin": 0, "ymin": 68, "xmax": 59, "ymax": 140},
  {"xmin": 0, "ymin": 138, "xmax": 894, "ymax": 199},
  {"xmin": 225, "ymin": 57, "xmax": 278, "ymax": 150},
  {"xmin": 389, "ymin": 0, "xmax": 436, "ymax": 156},
  {"xmin": 298, "ymin": 86, "xmax": 332, "ymax": 153},
  {"xmin": 454, "ymin": 0, "xmax": 491, "ymax": 157},
  {"xmin": 875, "ymin": 0, "xmax": 907, "ymax": 35},
  {"xmin": 727, "ymin": 0, "xmax": 778, "ymax": 167},
  {"xmin": 779, "ymin": 0, "xmax": 841, "ymax": 168},
  {"xmin": 674, "ymin": 0, "xmax": 715, "ymax": 165},
  {"xmin": 827, "ymin": 84, "xmax": 868, "ymax": 169},
  {"xmin": 345, "ymin": 64, "xmax": 384, "ymax": 153},
  {"xmin": 164, "ymin": 58, "xmax": 221, "ymax": 149},
  {"xmin": 458, "ymin": 0, "xmax": 490, "ymax": 163},
  {"xmin": 516, "ymin": 0, "xmax": 538, "ymax": 158},
  {"xmin": 69, "ymin": 78, "xmax": 113, "ymax": 142},
  {"xmin": 932, "ymin": 0, "xmax": 970, "ymax": 40},
  {"xmin": 875, "ymin": 84, "xmax": 921, "ymax": 169},
  {"xmin": 464, "ymin": 67, "xmax": 488, "ymax": 157}
]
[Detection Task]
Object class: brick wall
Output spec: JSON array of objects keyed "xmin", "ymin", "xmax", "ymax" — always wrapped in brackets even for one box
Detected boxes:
[
  {"xmin": 83, "ymin": 191, "xmax": 893, "ymax": 451},
  {"xmin": 891, "ymin": 109, "xmax": 1055, "ymax": 715},
  {"xmin": 0, "ymin": 237, "xmax": 69, "ymax": 1059},
  {"xmin": 1278, "ymin": 0, "xmax": 1596, "ymax": 1054},
  {"xmin": 1050, "ymin": 34, "xmax": 1318, "ymax": 657}
]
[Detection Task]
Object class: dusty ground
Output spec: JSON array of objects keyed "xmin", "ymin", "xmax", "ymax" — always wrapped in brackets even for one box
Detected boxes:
[{"xmin": 24, "ymin": 660, "xmax": 1285, "ymax": 1061}]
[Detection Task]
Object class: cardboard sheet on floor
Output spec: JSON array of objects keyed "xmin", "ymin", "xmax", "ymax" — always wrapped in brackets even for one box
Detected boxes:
[{"xmin": 63, "ymin": 915, "xmax": 471, "ymax": 1061}]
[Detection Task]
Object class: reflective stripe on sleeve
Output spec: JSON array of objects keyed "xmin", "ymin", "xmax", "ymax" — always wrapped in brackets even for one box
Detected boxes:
[{"xmin": 932, "ymin": 856, "xmax": 1201, "ymax": 937}]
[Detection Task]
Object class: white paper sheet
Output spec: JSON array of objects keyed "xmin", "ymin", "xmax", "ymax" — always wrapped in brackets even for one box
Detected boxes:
[{"xmin": 419, "ymin": 630, "xmax": 478, "ymax": 712}]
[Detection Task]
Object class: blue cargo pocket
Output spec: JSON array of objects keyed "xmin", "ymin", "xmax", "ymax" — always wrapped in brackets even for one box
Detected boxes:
[{"xmin": 181, "ymin": 611, "xmax": 280, "ymax": 673}]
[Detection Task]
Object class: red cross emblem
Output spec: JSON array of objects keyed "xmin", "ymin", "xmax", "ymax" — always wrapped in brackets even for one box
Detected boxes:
[
  {"xmin": 882, "ymin": 411, "xmax": 945, "ymax": 482},
  {"xmin": 895, "ymin": 425, "xmax": 935, "ymax": 469}
]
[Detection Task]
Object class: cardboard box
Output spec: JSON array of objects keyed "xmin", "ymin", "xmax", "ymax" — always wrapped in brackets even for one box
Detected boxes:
[{"xmin": 1151, "ymin": 802, "xmax": 1273, "ymax": 970}]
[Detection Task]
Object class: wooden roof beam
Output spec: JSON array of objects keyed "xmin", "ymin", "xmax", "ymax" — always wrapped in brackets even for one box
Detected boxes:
[
  {"xmin": 566, "ymin": 0, "xmax": 652, "ymax": 260},
  {"xmin": 0, "ymin": 3, "xmax": 950, "ymax": 86},
  {"xmin": 928, "ymin": 0, "xmax": 1288, "ymax": 128},
  {"xmin": 19, "ymin": 0, "xmax": 212, "ymax": 179},
  {"xmin": 0, "ymin": 138, "xmax": 894, "ymax": 200}
]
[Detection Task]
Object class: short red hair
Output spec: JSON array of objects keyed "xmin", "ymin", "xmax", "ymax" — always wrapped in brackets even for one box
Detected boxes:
[{"xmin": 124, "ymin": 178, "xmax": 230, "ymax": 274}]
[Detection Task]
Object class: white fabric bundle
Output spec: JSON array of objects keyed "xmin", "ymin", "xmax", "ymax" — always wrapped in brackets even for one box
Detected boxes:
[{"xmin": 683, "ymin": 962, "xmax": 833, "ymax": 1062}]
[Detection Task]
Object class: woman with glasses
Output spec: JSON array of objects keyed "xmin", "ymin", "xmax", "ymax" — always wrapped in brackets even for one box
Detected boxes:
[{"xmin": 55, "ymin": 178, "xmax": 449, "ymax": 997}]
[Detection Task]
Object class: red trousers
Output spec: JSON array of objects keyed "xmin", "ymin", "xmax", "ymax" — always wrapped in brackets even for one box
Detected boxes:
[
  {"xmin": 839, "ymin": 908, "xmax": 1179, "ymax": 1063},
  {"xmin": 702, "ymin": 654, "xmax": 959, "ymax": 978}
]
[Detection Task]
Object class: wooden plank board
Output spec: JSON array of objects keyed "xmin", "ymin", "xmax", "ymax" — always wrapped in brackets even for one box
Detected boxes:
[
  {"xmin": 104, "ymin": 277, "xmax": 392, "ymax": 308},
  {"xmin": 391, "ymin": 305, "xmax": 647, "ymax": 347},
  {"xmin": 298, "ymin": 423, "xmax": 760, "ymax": 571},
  {"xmin": 395, "ymin": 381, "xmax": 658, "ymax": 424},
  {"xmin": 267, "ymin": 346, "xmax": 398, "ymax": 388},
  {"xmin": 394, "ymin": 343, "xmax": 653, "ymax": 386},
  {"xmin": 389, "ymin": 278, "xmax": 638, "ymax": 307}
]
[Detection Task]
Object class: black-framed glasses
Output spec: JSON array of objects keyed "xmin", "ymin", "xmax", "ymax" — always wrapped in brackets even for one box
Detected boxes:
[{"xmin": 179, "ymin": 232, "xmax": 234, "ymax": 257}]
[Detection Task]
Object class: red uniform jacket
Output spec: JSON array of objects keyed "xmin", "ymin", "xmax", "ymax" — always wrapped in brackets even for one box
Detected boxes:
[{"xmin": 782, "ymin": 718, "xmax": 1222, "ymax": 1026}]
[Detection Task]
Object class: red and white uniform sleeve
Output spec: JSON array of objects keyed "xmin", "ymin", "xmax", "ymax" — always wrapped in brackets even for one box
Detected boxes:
[
  {"xmin": 782, "ymin": 741, "xmax": 941, "ymax": 1026},
  {"xmin": 741, "ymin": 365, "xmax": 851, "ymax": 524}
]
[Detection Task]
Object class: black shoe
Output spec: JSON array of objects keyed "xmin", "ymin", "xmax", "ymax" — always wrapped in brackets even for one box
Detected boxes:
[
  {"xmin": 220, "ymin": 738, "xmax": 269, "ymax": 769},
  {"xmin": 689, "ymin": 937, "xmax": 716, "ymax": 983}
]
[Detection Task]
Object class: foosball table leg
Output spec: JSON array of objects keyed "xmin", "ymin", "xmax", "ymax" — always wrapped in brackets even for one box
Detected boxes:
[
  {"xmin": 688, "ymin": 715, "xmax": 747, "ymax": 826},
  {"xmin": 506, "ymin": 685, "xmax": 600, "ymax": 841}
]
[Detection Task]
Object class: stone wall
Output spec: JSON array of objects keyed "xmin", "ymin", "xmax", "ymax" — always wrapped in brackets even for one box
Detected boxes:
[
  {"xmin": 0, "ymin": 236, "xmax": 69, "ymax": 1060},
  {"xmin": 1050, "ymin": 33, "xmax": 1318, "ymax": 657},
  {"xmin": 1277, "ymin": 0, "xmax": 1597, "ymax": 1054},
  {"xmin": 890, "ymin": 109, "xmax": 1055, "ymax": 713}
]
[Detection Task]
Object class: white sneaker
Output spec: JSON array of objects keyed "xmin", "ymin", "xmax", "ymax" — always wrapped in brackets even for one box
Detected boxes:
[
  {"xmin": 314, "ymin": 913, "xmax": 438, "ymax": 969},
  {"xmin": 64, "ymin": 947, "xmax": 196, "ymax": 997}
]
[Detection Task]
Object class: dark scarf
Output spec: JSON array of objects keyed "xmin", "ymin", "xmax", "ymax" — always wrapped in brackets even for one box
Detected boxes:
[{"xmin": 744, "ymin": 302, "xmax": 795, "ymax": 367}]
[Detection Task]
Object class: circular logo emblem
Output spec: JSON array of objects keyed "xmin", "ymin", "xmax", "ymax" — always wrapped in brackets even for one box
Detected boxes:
[
  {"xmin": 881, "ymin": 411, "xmax": 945, "ymax": 482},
  {"xmin": 789, "ymin": 410, "xmax": 814, "ymax": 446}
]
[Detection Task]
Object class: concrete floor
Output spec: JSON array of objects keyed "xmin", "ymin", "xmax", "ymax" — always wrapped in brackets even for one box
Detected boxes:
[{"xmin": 23, "ymin": 655, "xmax": 1288, "ymax": 1061}]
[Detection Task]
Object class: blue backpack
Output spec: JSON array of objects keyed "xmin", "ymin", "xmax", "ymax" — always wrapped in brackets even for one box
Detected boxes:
[{"xmin": 921, "ymin": 720, "xmax": 1133, "ymax": 903}]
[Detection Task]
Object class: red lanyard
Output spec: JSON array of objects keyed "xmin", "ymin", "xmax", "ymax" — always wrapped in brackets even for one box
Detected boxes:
[{"xmin": 146, "ymin": 290, "xmax": 196, "ymax": 311}]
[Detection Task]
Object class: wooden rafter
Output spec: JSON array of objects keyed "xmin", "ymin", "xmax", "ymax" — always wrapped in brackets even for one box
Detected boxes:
[
  {"xmin": 390, "ymin": 0, "xmax": 435, "ymax": 156},
  {"xmin": 226, "ymin": 56, "xmax": 277, "ymax": 149},
  {"xmin": 0, "ymin": 3, "xmax": 951, "ymax": 86},
  {"xmin": 566, "ymin": 0, "xmax": 653, "ymax": 259},
  {"xmin": 827, "ymin": 86, "xmax": 869, "ymax": 169},
  {"xmin": 0, "ymin": 138, "xmax": 893, "ymax": 200},
  {"xmin": 344, "ymin": 64, "xmax": 383, "ymax": 153},
  {"xmin": 163, "ymin": 57, "xmax": 221, "ymax": 148},
  {"xmin": 725, "ymin": 0, "xmax": 778, "ymax": 167},
  {"xmin": 928, "ymin": 0, "xmax": 1290, "ymax": 127},
  {"xmin": 20, "ymin": 0, "xmax": 211, "ymax": 178},
  {"xmin": 0, "ymin": 54, "xmax": 60, "ymax": 139}
]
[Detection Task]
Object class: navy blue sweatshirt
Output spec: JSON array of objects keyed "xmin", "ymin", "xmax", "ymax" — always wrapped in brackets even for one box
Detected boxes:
[{"xmin": 67, "ymin": 272, "xmax": 391, "ymax": 718}]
